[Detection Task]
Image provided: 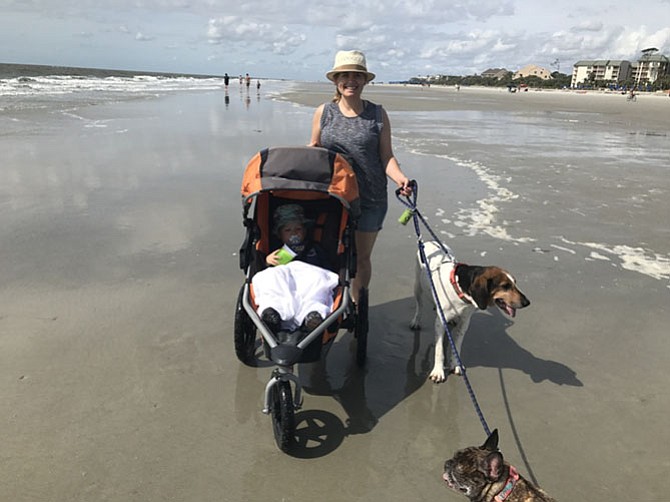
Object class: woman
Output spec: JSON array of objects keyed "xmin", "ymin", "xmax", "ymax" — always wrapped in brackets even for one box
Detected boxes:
[{"xmin": 309, "ymin": 50, "xmax": 412, "ymax": 301}]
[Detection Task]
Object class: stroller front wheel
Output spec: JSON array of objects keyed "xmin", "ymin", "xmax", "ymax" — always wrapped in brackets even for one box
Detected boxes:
[{"xmin": 270, "ymin": 380, "xmax": 297, "ymax": 452}]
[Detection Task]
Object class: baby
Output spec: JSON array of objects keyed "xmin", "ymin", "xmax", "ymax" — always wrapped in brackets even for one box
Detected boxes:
[{"xmin": 252, "ymin": 204, "xmax": 338, "ymax": 334}]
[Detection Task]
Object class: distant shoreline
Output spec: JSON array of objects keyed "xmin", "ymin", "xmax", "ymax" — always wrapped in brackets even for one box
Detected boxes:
[{"xmin": 0, "ymin": 62, "xmax": 223, "ymax": 80}]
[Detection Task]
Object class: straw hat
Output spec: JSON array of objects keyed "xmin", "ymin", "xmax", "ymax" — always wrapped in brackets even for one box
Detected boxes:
[{"xmin": 326, "ymin": 50, "xmax": 375, "ymax": 83}]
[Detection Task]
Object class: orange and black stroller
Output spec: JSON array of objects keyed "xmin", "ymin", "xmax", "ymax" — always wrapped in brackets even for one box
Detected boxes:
[{"xmin": 235, "ymin": 146, "xmax": 369, "ymax": 453}]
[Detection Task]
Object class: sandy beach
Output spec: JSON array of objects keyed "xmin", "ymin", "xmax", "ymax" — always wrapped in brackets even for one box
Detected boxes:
[
  {"xmin": 279, "ymin": 81, "xmax": 670, "ymax": 126},
  {"xmin": 1, "ymin": 80, "xmax": 669, "ymax": 501}
]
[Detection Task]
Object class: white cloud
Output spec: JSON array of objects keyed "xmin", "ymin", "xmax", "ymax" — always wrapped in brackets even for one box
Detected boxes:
[
  {"xmin": 207, "ymin": 17, "xmax": 306, "ymax": 56},
  {"xmin": 573, "ymin": 21, "xmax": 604, "ymax": 32},
  {"xmin": 0, "ymin": 0, "xmax": 668, "ymax": 80}
]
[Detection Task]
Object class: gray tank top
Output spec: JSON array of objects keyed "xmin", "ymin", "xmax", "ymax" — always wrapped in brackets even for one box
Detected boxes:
[{"xmin": 320, "ymin": 100, "xmax": 386, "ymax": 205}]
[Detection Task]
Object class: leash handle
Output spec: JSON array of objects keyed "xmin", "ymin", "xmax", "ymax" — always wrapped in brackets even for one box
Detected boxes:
[
  {"xmin": 396, "ymin": 180, "xmax": 418, "ymax": 226},
  {"xmin": 394, "ymin": 179, "xmax": 417, "ymax": 197}
]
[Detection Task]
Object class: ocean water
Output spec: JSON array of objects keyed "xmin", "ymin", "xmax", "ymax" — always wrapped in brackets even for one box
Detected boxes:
[
  {"xmin": 1, "ymin": 75, "xmax": 668, "ymax": 289},
  {"xmin": 386, "ymin": 101, "xmax": 670, "ymax": 288},
  {"xmin": 0, "ymin": 74, "xmax": 226, "ymax": 108}
]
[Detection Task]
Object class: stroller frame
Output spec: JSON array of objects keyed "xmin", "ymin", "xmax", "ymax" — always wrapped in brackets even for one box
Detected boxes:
[{"xmin": 235, "ymin": 146, "xmax": 368, "ymax": 453}]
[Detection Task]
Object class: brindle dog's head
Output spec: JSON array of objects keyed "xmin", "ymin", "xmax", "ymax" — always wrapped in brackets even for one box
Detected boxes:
[
  {"xmin": 443, "ymin": 429, "xmax": 504, "ymax": 500},
  {"xmin": 443, "ymin": 429, "xmax": 555, "ymax": 501},
  {"xmin": 469, "ymin": 267, "xmax": 530, "ymax": 315}
]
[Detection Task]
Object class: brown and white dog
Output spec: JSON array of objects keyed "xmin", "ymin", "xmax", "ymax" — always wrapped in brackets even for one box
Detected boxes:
[{"xmin": 410, "ymin": 241, "xmax": 530, "ymax": 383}]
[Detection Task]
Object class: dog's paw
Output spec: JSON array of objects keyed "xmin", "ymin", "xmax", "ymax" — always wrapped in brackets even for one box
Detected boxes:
[
  {"xmin": 429, "ymin": 368, "xmax": 447, "ymax": 383},
  {"xmin": 450, "ymin": 365, "xmax": 464, "ymax": 377}
]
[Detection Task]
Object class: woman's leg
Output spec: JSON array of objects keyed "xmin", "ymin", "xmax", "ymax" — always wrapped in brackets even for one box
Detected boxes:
[{"xmin": 352, "ymin": 230, "xmax": 379, "ymax": 303}]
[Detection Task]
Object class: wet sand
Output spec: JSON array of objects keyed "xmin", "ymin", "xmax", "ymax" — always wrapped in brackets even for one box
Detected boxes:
[{"xmin": 1, "ymin": 84, "xmax": 669, "ymax": 501}]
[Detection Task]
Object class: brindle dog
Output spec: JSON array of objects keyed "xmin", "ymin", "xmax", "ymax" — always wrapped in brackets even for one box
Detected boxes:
[{"xmin": 443, "ymin": 430, "xmax": 555, "ymax": 501}]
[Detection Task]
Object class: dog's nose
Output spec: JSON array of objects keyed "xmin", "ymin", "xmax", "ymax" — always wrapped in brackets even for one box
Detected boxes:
[{"xmin": 522, "ymin": 296, "xmax": 530, "ymax": 307}]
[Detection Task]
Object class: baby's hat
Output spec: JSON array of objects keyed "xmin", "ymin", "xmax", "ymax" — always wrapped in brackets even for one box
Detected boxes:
[{"xmin": 273, "ymin": 204, "xmax": 307, "ymax": 234}]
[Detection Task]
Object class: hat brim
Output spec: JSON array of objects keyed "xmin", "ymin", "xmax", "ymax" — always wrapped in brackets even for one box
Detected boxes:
[{"xmin": 326, "ymin": 68, "xmax": 375, "ymax": 83}]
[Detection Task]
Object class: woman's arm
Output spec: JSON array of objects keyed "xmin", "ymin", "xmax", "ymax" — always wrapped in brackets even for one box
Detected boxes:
[
  {"xmin": 308, "ymin": 104, "xmax": 325, "ymax": 146},
  {"xmin": 379, "ymin": 107, "xmax": 412, "ymax": 195}
]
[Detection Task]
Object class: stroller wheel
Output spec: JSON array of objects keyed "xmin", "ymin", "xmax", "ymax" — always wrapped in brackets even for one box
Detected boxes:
[
  {"xmin": 234, "ymin": 285, "xmax": 256, "ymax": 365},
  {"xmin": 270, "ymin": 380, "xmax": 296, "ymax": 453},
  {"xmin": 354, "ymin": 287, "xmax": 369, "ymax": 367}
]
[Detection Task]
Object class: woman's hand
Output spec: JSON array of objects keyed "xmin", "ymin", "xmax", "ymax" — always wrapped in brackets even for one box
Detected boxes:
[{"xmin": 397, "ymin": 178, "xmax": 413, "ymax": 197}]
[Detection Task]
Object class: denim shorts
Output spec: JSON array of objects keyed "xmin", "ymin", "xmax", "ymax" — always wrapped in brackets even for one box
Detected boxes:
[{"xmin": 356, "ymin": 200, "xmax": 388, "ymax": 232}]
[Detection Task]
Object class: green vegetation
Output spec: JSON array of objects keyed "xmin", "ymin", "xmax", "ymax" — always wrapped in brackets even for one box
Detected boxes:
[
  {"xmin": 410, "ymin": 71, "xmax": 670, "ymax": 91},
  {"xmin": 579, "ymin": 71, "xmax": 670, "ymax": 91},
  {"xmin": 409, "ymin": 72, "xmax": 572, "ymax": 89}
]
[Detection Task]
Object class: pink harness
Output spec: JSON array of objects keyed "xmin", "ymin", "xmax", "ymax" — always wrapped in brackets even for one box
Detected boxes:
[{"xmin": 494, "ymin": 465, "xmax": 520, "ymax": 502}]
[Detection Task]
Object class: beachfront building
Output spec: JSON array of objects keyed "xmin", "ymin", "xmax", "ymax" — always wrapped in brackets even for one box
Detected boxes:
[
  {"xmin": 632, "ymin": 51, "xmax": 669, "ymax": 85},
  {"xmin": 513, "ymin": 64, "xmax": 552, "ymax": 80},
  {"xmin": 481, "ymin": 68, "xmax": 510, "ymax": 80},
  {"xmin": 571, "ymin": 60, "xmax": 632, "ymax": 87}
]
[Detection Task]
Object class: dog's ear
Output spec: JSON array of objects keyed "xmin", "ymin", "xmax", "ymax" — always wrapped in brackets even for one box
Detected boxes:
[
  {"xmin": 470, "ymin": 275, "xmax": 491, "ymax": 310},
  {"xmin": 482, "ymin": 451, "xmax": 504, "ymax": 482},
  {"xmin": 482, "ymin": 428, "xmax": 499, "ymax": 451}
]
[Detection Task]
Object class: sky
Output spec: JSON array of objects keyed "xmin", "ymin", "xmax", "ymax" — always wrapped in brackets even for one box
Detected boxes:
[{"xmin": 1, "ymin": 0, "xmax": 669, "ymax": 81}]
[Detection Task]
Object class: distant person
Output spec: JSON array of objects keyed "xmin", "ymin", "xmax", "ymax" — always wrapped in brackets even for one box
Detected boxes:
[
  {"xmin": 309, "ymin": 50, "xmax": 412, "ymax": 302},
  {"xmin": 245, "ymin": 73, "xmax": 251, "ymax": 89},
  {"xmin": 256, "ymin": 79, "xmax": 261, "ymax": 91},
  {"xmin": 224, "ymin": 73, "xmax": 230, "ymax": 91}
]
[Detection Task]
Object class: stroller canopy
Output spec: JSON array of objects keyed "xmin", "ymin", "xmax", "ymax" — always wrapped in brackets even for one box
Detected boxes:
[{"xmin": 241, "ymin": 146, "xmax": 360, "ymax": 216}]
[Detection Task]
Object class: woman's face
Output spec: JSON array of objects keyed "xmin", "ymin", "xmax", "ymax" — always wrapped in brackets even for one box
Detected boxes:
[
  {"xmin": 335, "ymin": 71, "xmax": 367, "ymax": 96},
  {"xmin": 279, "ymin": 222, "xmax": 305, "ymax": 244}
]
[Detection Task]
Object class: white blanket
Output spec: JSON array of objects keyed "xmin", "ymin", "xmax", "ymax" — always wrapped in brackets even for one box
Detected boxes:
[{"xmin": 252, "ymin": 260, "xmax": 339, "ymax": 332}]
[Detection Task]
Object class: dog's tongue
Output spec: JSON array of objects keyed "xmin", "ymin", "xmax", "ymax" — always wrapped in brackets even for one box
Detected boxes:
[{"xmin": 496, "ymin": 299, "xmax": 517, "ymax": 318}]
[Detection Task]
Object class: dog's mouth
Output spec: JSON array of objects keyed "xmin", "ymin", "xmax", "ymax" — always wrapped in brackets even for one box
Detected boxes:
[
  {"xmin": 443, "ymin": 470, "xmax": 468, "ymax": 494},
  {"xmin": 495, "ymin": 299, "xmax": 517, "ymax": 318},
  {"xmin": 442, "ymin": 471, "xmax": 455, "ymax": 488}
]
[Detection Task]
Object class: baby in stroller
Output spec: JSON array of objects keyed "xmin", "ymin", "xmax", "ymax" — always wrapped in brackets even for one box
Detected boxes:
[{"xmin": 252, "ymin": 203, "xmax": 339, "ymax": 335}]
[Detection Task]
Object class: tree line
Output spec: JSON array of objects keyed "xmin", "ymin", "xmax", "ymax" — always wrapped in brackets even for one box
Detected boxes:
[{"xmin": 409, "ymin": 71, "xmax": 670, "ymax": 91}]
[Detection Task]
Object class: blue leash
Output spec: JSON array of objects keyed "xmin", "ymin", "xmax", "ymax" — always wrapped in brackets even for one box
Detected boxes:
[{"xmin": 397, "ymin": 181, "xmax": 492, "ymax": 437}]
